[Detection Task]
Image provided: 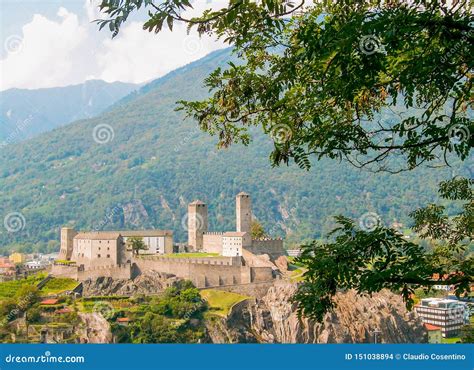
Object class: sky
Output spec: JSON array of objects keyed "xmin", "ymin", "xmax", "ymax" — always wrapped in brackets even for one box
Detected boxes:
[{"xmin": 0, "ymin": 0, "xmax": 226, "ymax": 91}]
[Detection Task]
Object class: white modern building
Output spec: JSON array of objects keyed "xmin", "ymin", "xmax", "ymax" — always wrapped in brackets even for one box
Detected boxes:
[{"xmin": 415, "ymin": 298, "xmax": 469, "ymax": 338}]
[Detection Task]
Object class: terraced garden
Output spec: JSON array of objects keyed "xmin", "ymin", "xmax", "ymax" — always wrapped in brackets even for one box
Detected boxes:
[{"xmin": 200, "ymin": 289, "xmax": 249, "ymax": 317}]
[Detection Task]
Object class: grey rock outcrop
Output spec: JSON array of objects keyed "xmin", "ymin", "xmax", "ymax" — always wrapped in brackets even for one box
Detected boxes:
[
  {"xmin": 208, "ymin": 281, "xmax": 425, "ymax": 343},
  {"xmin": 78, "ymin": 313, "xmax": 112, "ymax": 343},
  {"xmin": 81, "ymin": 271, "xmax": 179, "ymax": 296}
]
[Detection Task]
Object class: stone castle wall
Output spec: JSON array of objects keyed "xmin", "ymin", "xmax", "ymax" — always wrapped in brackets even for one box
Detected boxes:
[
  {"xmin": 51, "ymin": 263, "xmax": 133, "ymax": 281},
  {"xmin": 190, "ymin": 263, "xmax": 248, "ymax": 288},
  {"xmin": 202, "ymin": 233, "xmax": 223, "ymax": 254},
  {"xmin": 247, "ymin": 239, "xmax": 286, "ymax": 261},
  {"xmin": 77, "ymin": 264, "xmax": 132, "ymax": 280},
  {"xmin": 132, "ymin": 255, "xmax": 274, "ymax": 288},
  {"xmin": 133, "ymin": 255, "xmax": 248, "ymax": 288},
  {"xmin": 52, "ymin": 255, "xmax": 275, "ymax": 288},
  {"xmin": 51, "ymin": 264, "xmax": 79, "ymax": 280},
  {"xmin": 250, "ymin": 266, "xmax": 273, "ymax": 282},
  {"xmin": 135, "ymin": 255, "xmax": 241, "ymax": 266}
]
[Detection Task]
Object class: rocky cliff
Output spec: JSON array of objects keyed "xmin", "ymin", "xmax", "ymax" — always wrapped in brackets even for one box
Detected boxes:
[
  {"xmin": 80, "ymin": 274, "xmax": 425, "ymax": 344},
  {"xmin": 77, "ymin": 313, "xmax": 112, "ymax": 343},
  {"xmin": 207, "ymin": 281, "xmax": 426, "ymax": 343},
  {"xmin": 82, "ymin": 271, "xmax": 179, "ymax": 297},
  {"xmin": 81, "ymin": 271, "xmax": 180, "ymax": 296}
]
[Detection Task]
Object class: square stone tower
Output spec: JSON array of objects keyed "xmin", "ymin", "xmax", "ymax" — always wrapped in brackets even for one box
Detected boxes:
[
  {"xmin": 188, "ymin": 200, "xmax": 208, "ymax": 251},
  {"xmin": 236, "ymin": 192, "xmax": 252, "ymax": 234},
  {"xmin": 58, "ymin": 227, "xmax": 77, "ymax": 260}
]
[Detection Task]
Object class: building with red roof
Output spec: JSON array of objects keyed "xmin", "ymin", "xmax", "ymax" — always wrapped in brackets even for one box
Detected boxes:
[{"xmin": 424, "ymin": 323, "xmax": 442, "ymax": 343}]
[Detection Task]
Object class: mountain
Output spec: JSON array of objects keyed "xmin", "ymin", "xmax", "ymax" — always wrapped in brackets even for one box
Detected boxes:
[
  {"xmin": 0, "ymin": 80, "xmax": 139, "ymax": 143},
  {"xmin": 0, "ymin": 49, "xmax": 468, "ymax": 255}
]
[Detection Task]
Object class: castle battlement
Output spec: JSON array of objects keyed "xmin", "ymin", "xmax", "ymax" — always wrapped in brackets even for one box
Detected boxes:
[
  {"xmin": 135, "ymin": 255, "xmax": 240, "ymax": 266},
  {"xmin": 203, "ymin": 232, "xmax": 224, "ymax": 235},
  {"xmin": 83, "ymin": 263, "xmax": 130, "ymax": 271},
  {"xmin": 252, "ymin": 237, "xmax": 283, "ymax": 241}
]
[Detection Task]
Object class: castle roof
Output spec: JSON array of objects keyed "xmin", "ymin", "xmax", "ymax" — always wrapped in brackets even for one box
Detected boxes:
[
  {"xmin": 74, "ymin": 232, "xmax": 122, "ymax": 240},
  {"xmin": 236, "ymin": 191, "xmax": 249, "ymax": 197},
  {"xmin": 224, "ymin": 232, "xmax": 248, "ymax": 237},
  {"xmin": 74, "ymin": 230, "xmax": 173, "ymax": 240}
]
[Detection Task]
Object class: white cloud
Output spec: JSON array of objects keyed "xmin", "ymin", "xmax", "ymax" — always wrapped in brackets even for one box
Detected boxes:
[
  {"xmin": 97, "ymin": 21, "xmax": 223, "ymax": 84},
  {"xmin": 84, "ymin": 0, "xmax": 104, "ymax": 22},
  {"xmin": 0, "ymin": 0, "xmax": 226, "ymax": 91},
  {"xmin": 1, "ymin": 8, "xmax": 90, "ymax": 90}
]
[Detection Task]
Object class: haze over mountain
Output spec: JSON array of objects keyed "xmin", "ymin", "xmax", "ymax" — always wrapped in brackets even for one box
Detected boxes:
[
  {"xmin": 0, "ymin": 49, "xmax": 467, "ymax": 255},
  {"xmin": 0, "ymin": 80, "xmax": 139, "ymax": 143}
]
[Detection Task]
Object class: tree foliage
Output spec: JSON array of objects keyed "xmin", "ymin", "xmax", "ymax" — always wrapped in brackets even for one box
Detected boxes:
[
  {"xmin": 114, "ymin": 280, "xmax": 207, "ymax": 343},
  {"xmin": 461, "ymin": 323, "xmax": 474, "ymax": 343},
  {"xmin": 95, "ymin": 0, "xmax": 474, "ymax": 321},
  {"xmin": 251, "ymin": 220, "xmax": 267, "ymax": 239},
  {"xmin": 293, "ymin": 177, "xmax": 473, "ymax": 321},
  {"xmin": 98, "ymin": 0, "xmax": 473, "ymax": 172},
  {"xmin": 126, "ymin": 236, "xmax": 148, "ymax": 256}
]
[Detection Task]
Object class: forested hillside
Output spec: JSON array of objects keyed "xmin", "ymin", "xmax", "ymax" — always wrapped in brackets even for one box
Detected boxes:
[
  {"xmin": 0, "ymin": 49, "xmax": 468, "ymax": 254},
  {"xmin": 0, "ymin": 80, "xmax": 138, "ymax": 143}
]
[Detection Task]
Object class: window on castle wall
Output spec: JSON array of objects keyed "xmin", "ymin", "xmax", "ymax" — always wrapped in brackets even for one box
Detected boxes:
[
  {"xmin": 98, "ymin": 254, "xmax": 101, "ymax": 258},
  {"xmin": 107, "ymin": 254, "xmax": 110, "ymax": 258}
]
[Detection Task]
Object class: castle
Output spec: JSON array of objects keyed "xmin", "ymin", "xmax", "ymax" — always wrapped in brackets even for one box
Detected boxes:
[{"xmin": 51, "ymin": 192, "xmax": 285, "ymax": 288}]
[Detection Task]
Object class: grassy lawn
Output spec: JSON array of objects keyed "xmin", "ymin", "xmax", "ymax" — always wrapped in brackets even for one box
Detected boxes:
[
  {"xmin": 54, "ymin": 260, "xmax": 76, "ymax": 265},
  {"xmin": 0, "ymin": 273, "xmax": 47, "ymax": 299},
  {"xmin": 442, "ymin": 337, "xmax": 461, "ymax": 344},
  {"xmin": 40, "ymin": 278, "xmax": 79, "ymax": 295},
  {"xmin": 287, "ymin": 256, "xmax": 305, "ymax": 267},
  {"xmin": 289, "ymin": 267, "xmax": 305, "ymax": 282},
  {"xmin": 161, "ymin": 253, "xmax": 220, "ymax": 258},
  {"xmin": 201, "ymin": 289, "xmax": 249, "ymax": 317}
]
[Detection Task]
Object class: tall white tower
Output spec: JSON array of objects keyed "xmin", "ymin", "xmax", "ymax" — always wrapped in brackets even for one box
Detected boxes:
[
  {"xmin": 187, "ymin": 200, "xmax": 208, "ymax": 251},
  {"xmin": 236, "ymin": 192, "xmax": 252, "ymax": 233}
]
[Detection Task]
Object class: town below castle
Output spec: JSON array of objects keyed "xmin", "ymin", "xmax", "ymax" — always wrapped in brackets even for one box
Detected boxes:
[{"xmin": 51, "ymin": 192, "xmax": 286, "ymax": 288}]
